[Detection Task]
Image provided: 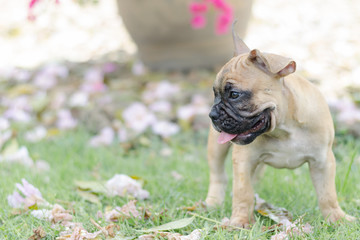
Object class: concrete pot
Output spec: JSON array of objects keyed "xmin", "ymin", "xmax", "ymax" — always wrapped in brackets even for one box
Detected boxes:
[{"xmin": 117, "ymin": 0, "xmax": 252, "ymax": 70}]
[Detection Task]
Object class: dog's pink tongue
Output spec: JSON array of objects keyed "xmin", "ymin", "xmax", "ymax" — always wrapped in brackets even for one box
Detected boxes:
[{"xmin": 218, "ymin": 132, "xmax": 237, "ymax": 144}]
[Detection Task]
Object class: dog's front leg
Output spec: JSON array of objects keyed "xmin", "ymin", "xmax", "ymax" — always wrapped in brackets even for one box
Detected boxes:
[
  {"xmin": 309, "ymin": 150, "xmax": 356, "ymax": 223},
  {"xmin": 205, "ymin": 125, "xmax": 231, "ymax": 207},
  {"xmin": 230, "ymin": 146, "xmax": 255, "ymax": 228}
]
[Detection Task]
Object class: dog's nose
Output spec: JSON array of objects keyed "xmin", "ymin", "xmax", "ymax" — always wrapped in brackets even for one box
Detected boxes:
[{"xmin": 209, "ymin": 108, "xmax": 220, "ymax": 120}]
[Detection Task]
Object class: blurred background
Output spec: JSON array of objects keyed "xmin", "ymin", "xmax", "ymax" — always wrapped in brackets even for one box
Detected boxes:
[{"xmin": 0, "ymin": 0, "xmax": 360, "ymax": 148}]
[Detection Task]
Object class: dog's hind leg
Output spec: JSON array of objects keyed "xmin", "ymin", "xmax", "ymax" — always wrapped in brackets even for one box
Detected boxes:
[
  {"xmin": 205, "ymin": 125, "xmax": 231, "ymax": 207},
  {"xmin": 309, "ymin": 149, "xmax": 356, "ymax": 223}
]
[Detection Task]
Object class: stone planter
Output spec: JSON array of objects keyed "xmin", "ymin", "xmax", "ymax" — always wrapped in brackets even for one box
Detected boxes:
[{"xmin": 117, "ymin": 0, "xmax": 252, "ymax": 71}]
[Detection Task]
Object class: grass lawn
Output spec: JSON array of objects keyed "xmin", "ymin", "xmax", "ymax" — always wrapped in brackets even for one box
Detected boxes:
[{"xmin": 1, "ymin": 128, "xmax": 359, "ymax": 239}]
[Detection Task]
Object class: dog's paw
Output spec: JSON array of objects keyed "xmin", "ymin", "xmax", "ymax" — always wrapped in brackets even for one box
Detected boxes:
[
  {"xmin": 343, "ymin": 214, "xmax": 357, "ymax": 222},
  {"xmin": 205, "ymin": 183, "xmax": 226, "ymax": 208},
  {"xmin": 325, "ymin": 209, "xmax": 356, "ymax": 223},
  {"xmin": 205, "ymin": 196, "xmax": 223, "ymax": 208},
  {"xmin": 229, "ymin": 217, "xmax": 252, "ymax": 229}
]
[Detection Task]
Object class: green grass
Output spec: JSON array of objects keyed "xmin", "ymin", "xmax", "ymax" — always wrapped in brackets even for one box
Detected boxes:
[{"xmin": 1, "ymin": 129, "xmax": 359, "ymax": 239}]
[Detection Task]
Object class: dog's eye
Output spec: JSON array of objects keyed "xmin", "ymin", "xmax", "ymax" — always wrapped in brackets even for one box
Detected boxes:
[{"xmin": 229, "ymin": 91, "xmax": 240, "ymax": 99}]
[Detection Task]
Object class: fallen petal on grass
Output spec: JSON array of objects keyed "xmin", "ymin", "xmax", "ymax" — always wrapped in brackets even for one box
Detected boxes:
[
  {"xmin": 151, "ymin": 121, "xmax": 180, "ymax": 138},
  {"xmin": 28, "ymin": 226, "xmax": 47, "ymax": 240},
  {"xmin": 8, "ymin": 179, "xmax": 49, "ymax": 210},
  {"xmin": 105, "ymin": 174, "xmax": 150, "ymax": 200},
  {"xmin": 254, "ymin": 194, "xmax": 313, "ymax": 239},
  {"xmin": 105, "ymin": 200, "xmax": 140, "ymax": 222},
  {"xmin": 139, "ymin": 229, "xmax": 203, "ymax": 240},
  {"xmin": 51, "ymin": 204, "xmax": 73, "ymax": 224},
  {"xmin": 31, "ymin": 209, "xmax": 52, "ymax": 221},
  {"xmin": 57, "ymin": 226, "xmax": 103, "ymax": 240}
]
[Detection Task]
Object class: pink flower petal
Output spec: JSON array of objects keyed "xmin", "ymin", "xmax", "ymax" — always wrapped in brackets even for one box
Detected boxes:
[
  {"xmin": 210, "ymin": 0, "xmax": 231, "ymax": 10},
  {"xmin": 29, "ymin": 0, "xmax": 40, "ymax": 9},
  {"xmin": 191, "ymin": 14, "xmax": 207, "ymax": 29},
  {"xmin": 189, "ymin": 2, "xmax": 208, "ymax": 14},
  {"xmin": 215, "ymin": 11, "xmax": 233, "ymax": 35}
]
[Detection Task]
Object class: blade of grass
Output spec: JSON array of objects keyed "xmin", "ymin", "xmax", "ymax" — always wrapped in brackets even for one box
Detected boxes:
[{"xmin": 340, "ymin": 150, "xmax": 357, "ymax": 193}]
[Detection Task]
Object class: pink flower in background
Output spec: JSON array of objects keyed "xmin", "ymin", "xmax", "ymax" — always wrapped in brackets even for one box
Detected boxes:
[
  {"xmin": 51, "ymin": 92, "xmax": 66, "ymax": 109},
  {"xmin": 4, "ymin": 109, "xmax": 32, "ymax": 123},
  {"xmin": 132, "ymin": 61, "xmax": 146, "ymax": 76},
  {"xmin": 122, "ymin": 103, "xmax": 156, "ymax": 134},
  {"xmin": 177, "ymin": 94, "xmax": 210, "ymax": 121},
  {"xmin": 0, "ymin": 130, "xmax": 11, "ymax": 149},
  {"xmin": 191, "ymin": 15, "xmax": 207, "ymax": 29},
  {"xmin": 56, "ymin": 109, "xmax": 78, "ymax": 129},
  {"xmin": 89, "ymin": 127, "xmax": 115, "ymax": 147},
  {"xmin": 0, "ymin": 117, "xmax": 10, "ymax": 131},
  {"xmin": 81, "ymin": 68, "xmax": 107, "ymax": 93},
  {"xmin": 189, "ymin": 0, "xmax": 233, "ymax": 35},
  {"xmin": 68, "ymin": 91, "xmax": 89, "ymax": 108},
  {"xmin": 28, "ymin": 0, "xmax": 59, "ymax": 21},
  {"xmin": 84, "ymin": 68, "xmax": 103, "ymax": 82},
  {"xmin": 149, "ymin": 100, "xmax": 172, "ymax": 113},
  {"xmin": 12, "ymin": 69, "xmax": 31, "ymax": 83},
  {"xmin": 189, "ymin": 2, "xmax": 208, "ymax": 28},
  {"xmin": 33, "ymin": 64, "xmax": 68, "ymax": 90},
  {"xmin": 216, "ymin": 8, "xmax": 233, "ymax": 35},
  {"xmin": 102, "ymin": 62, "xmax": 117, "ymax": 74},
  {"xmin": 142, "ymin": 81, "xmax": 180, "ymax": 104},
  {"xmin": 152, "ymin": 121, "xmax": 180, "ymax": 138},
  {"xmin": 328, "ymin": 98, "xmax": 360, "ymax": 125},
  {"xmin": 189, "ymin": 2, "xmax": 208, "ymax": 13}
]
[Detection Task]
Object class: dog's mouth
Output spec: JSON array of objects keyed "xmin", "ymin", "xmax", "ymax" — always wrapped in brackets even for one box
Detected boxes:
[{"xmin": 217, "ymin": 111, "xmax": 271, "ymax": 145}]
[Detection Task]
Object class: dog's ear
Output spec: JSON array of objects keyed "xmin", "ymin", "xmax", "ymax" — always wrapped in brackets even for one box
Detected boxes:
[
  {"xmin": 248, "ymin": 49, "xmax": 296, "ymax": 77},
  {"xmin": 232, "ymin": 20, "xmax": 250, "ymax": 56}
]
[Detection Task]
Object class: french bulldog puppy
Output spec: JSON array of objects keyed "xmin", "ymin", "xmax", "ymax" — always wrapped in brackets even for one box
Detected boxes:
[{"xmin": 205, "ymin": 22, "xmax": 355, "ymax": 228}]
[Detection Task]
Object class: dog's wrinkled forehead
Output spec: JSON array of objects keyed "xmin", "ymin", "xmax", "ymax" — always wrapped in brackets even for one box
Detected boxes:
[
  {"xmin": 214, "ymin": 49, "xmax": 297, "ymax": 93},
  {"xmin": 214, "ymin": 56, "xmax": 248, "ymax": 91}
]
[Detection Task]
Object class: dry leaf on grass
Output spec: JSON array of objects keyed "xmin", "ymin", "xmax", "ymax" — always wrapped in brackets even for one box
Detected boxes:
[
  {"xmin": 31, "ymin": 204, "xmax": 74, "ymax": 226},
  {"xmin": 51, "ymin": 204, "xmax": 74, "ymax": 224},
  {"xmin": 105, "ymin": 200, "xmax": 140, "ymax": 222},
  {"xmin": 255, "ymin": 194, "xmax": 293, "ymax": 223},
  {"xmin": 57, "ymin": 227, "xmax": 102, "ymax": 240},
  {"xmin": 57, "ymin": 220, "xmax": 120, "ymax": 240},
  {"xmin": 255, "ymin": 194, "xmax": 313, "ymax": 239},
  {"xmin": 141, "ymin": 216, "xmax": 195, "ymax": 232},
  {"xmin": 28, "ymin": 226, "xmax": 46, "ymax": 240},
  {"xmin": 178, "ymin": 201, "xmax": 207, "ymax": 212},
  {"xmin": 76, "ymin": 190, "xmax": 101, "ymax": 205},
  {"xmin": 74, "ymin": 181, "xmax": 107, "ymax": 194},
  {"xmin": 270, "ymin": 218, "xmax": 313, "ymax": 240},
  {"xmin": 138, "ymin": 229, "xmax": 203, "ymax": 240}
]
